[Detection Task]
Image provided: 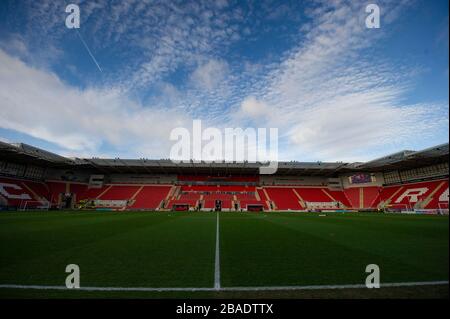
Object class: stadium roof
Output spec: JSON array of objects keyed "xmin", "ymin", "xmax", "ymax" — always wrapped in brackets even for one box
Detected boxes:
[
  {"xmin": 0, "ymin": 141, "xmax": 448, "ymax": 175},
  {"xmin": 355, "ymin": 143, "xmax": 449, "ymax": 170},
  {"xmin": 69, "ymin": 157, "xmax": 351, "ymax": 176},
  {"xmin": 0, "ymin": 141, "xmax": 72, "ymax": 167}
]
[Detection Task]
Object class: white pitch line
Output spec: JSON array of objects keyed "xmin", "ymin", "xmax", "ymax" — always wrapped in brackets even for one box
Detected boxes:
[
  {"xmin": 214, "ymin": 211, "xmax": 221, "ymax": 289},
  {"xmin": 220, "ymin": 281, "xmax": 450, "ymax": 291},
  {"xmin": 0, "ymin": 284, "xmax": 211, "ymax": 292},
  {"xmin": 0, "ymin": 281, "xmax": 447, "ymax": 292}
]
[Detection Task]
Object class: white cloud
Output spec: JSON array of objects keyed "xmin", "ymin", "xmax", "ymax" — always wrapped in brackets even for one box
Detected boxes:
[
  {"xmin": 6, "ymin": 1, "xmax": 248, "ymax": 92},
  {"xmin": 0, "ymin": 35, "xmax": 29, "ymax": 58},
  {"xmin": 288, "ymin": 96, "xmax": 447, "ymax": 160},
  {"xmin": 238, "ymin": 96, "xmax": 270, "ymax": 119},
  {"xmin": 0, "ymin": 32, "xmax": 63, "ymax": 70},
  {"xmin": 190, "ymin": 59, "xmax": 229, "ymax": 91},
  {"xmin": 0, "ymin": 49, "xmax": 191, "ymax": 158},
  {"xmin": 0, "ymin": 0, "xmax": 447, "ymax": 163},
  {"xmin": 227, "ymin": 0, "xmax": 449, "ymax": 161},
  {"xmin": 0, "ymin": 136, "xmax": 10, "ymax": 143}
]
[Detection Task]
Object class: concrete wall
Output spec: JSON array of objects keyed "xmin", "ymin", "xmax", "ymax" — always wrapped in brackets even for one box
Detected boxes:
[
  {"xmin": 260, "ymin": 175, "xmax": 328, "ymax": 186},
  {"xmin": 45, "ymin": 168, "xmax": 91, "ymax": 183},
  {"xmin": 109, "ymin": 174, "xmax": 177, "ymax": 184}
]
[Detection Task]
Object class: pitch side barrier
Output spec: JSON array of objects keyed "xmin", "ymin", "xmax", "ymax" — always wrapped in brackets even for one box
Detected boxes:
[
  {"xmin": 384, "ymin": 209, "xmax": 448, "ymax": 215},
  {"xmin": 0, "ymin": 205, "xmax": 17, "ymax": 212}
]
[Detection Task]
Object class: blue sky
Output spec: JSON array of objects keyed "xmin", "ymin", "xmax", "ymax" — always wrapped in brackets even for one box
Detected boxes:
[{"xmin": 0, "ymin": 0, "xmax": 448, "ymax": 162}]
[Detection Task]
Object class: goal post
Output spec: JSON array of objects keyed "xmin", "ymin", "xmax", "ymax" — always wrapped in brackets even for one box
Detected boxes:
[
  {"xmin": 438, "ymin": 202, "xmax": 449, "ymax": 215},
  {"xmin": 19, "ymin": 200, "xmax": 50, "ymax": 211},
  {"xmin": 383, "ymin": 203, "xmax": 413, "ymax": 213}
]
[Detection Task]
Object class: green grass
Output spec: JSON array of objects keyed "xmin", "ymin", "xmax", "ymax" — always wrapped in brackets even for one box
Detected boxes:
[{"xmin": 0, "ymin": 211, "xmax": 448, "ymax": 298}]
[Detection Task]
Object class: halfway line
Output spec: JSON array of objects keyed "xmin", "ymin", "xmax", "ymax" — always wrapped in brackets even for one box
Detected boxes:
[{"xmin": 214, "ymin": 211, "xmax": 221, "ymax": 289}]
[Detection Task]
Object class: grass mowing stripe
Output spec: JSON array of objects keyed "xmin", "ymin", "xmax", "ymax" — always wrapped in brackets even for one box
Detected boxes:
[
  {"xmin": 0, "ymin": 211, "xmax": 447, "ymax": 297},
  {"xmin": 261, "ymin": 214, "xmax": 447, "ymax": 279},
  {"xmin": 0, "ymin": 212, "xmax": 217, "ymax": 287},
  {"xmin": 220, "ymin": 213, "xmax": 448, "ymax": 286}
]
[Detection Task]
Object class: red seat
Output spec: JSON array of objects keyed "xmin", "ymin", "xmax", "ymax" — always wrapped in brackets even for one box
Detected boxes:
[
  {"xmin": 0, "ymin": 177, "xmax": 49, "ymax": 208},
  {"xmin": 130, "ymin": 186, "xmax": 171, "ymax": 209},
  {"xmin": 265, "ymin": 187, "xmax": 303, "ymax": 210},
  {"xmin": 379, "ymin": 180, "xmax": 447, "ymax": 209},
  {"xmin": 99, "ymin": 185, "xmax": 140, "ymax": 200}
]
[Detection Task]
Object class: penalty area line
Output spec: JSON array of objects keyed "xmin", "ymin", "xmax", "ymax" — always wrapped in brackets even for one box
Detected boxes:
[{"xmin": 0, "ymin": 281, "xmax": 447, "ymax": 292}]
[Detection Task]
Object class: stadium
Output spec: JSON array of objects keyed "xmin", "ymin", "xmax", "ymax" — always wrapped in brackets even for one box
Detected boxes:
[
  {"xmin": 0, "ymin": 0, "xmax": 449, "ymax": 305},
  {"xmin": 0, "ymin": 141, "xmax": 448, "ymax": 298}
]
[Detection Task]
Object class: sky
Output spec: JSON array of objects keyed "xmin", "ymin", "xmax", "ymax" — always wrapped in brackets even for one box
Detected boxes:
[{"xmin": 0, "ymin": 0, "xmax": 448, "ymax": 162}]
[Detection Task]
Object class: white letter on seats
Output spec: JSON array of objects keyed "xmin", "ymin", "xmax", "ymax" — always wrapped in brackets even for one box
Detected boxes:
[
  {"xmin": 395, "ymin": 188, "xmax": 428, "ymax": 203},
  {"xmin": 0, "ymin": 183, "xmax": 32, "ymax": 200},
  {"xmin": 439, "ymin": 188, "xmax": 449, "ymax": 202}
]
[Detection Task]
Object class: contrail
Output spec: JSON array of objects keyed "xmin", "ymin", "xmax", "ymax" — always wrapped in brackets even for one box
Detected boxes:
[{"xmin": 76, "ymin": 29, "xmax": 102, "ymax": 73}]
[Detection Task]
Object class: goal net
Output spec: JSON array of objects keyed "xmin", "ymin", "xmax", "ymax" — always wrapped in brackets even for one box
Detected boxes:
[
  {"xmin": 384, "ymin": 203, "xmax": 414, "ymax": 213},
  {"xmin": 19, "ymin": 200, "xmax": 50, "ymax": 211},
  {"xmin": 438, "ymin": 202, "xmax": 449, "ymax": 215}
]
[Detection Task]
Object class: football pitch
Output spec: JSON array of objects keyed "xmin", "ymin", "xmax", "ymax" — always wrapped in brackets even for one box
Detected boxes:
[{"xmin": 0, "ymin": 211, "xmax": 448, "ymax": 298}]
